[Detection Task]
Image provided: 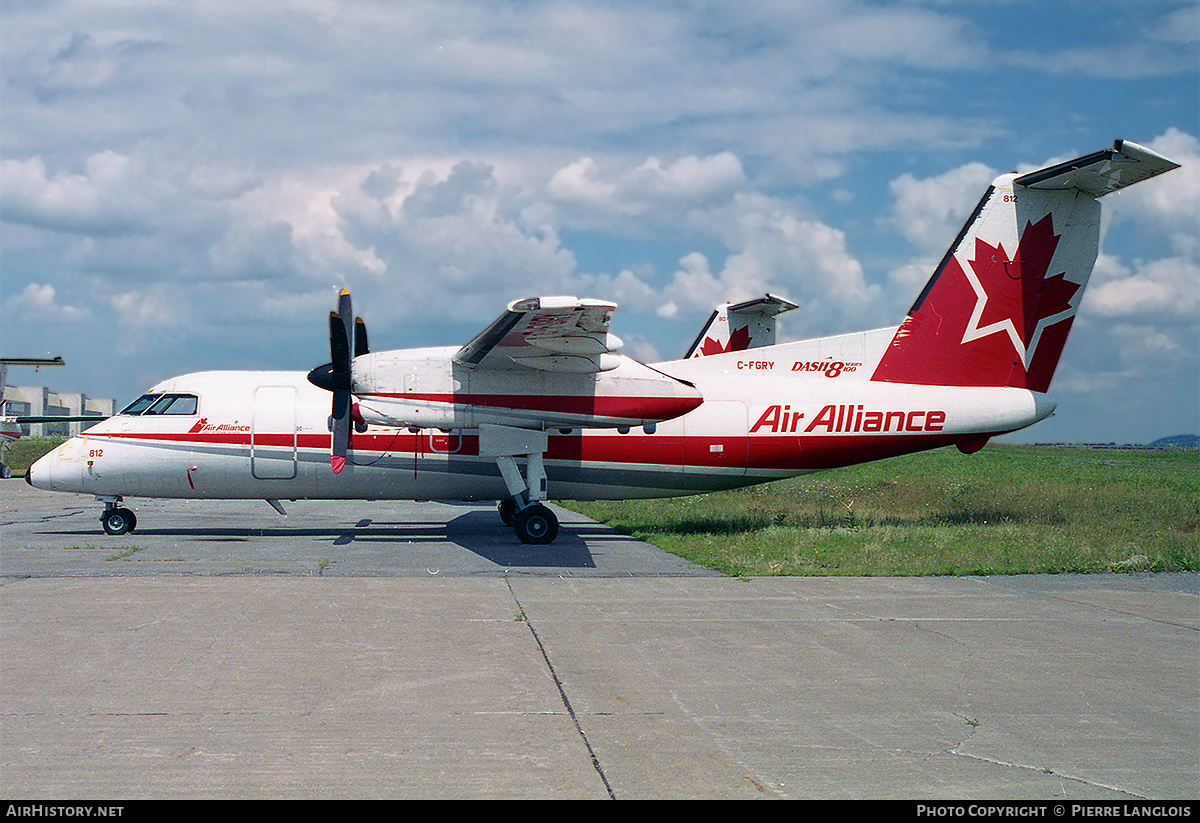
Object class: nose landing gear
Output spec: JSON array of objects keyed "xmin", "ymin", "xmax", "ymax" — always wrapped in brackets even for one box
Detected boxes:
[{"xmin": 99, "ymin": 498, "xmax": 137, "ymax": 535}]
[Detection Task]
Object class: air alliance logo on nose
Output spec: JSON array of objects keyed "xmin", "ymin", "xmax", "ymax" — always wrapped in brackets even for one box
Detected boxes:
[{"xmin": 188, "ymin": 418, "xmax": 250, "ymax": 434}]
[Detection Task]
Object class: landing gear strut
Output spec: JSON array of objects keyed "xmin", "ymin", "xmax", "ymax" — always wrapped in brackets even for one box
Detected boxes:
[
  {"xmin": 99, "ymin": 498, "xmax": 137, "ymax": 535},
  {"xmin": 482, "ymin": 424, "xmax": 559, "ymax": 545}
]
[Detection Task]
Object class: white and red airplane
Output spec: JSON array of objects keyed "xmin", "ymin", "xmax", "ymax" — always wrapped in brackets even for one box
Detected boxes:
[{"xmin": 27, "ymin": 140, "xmax": 1179, "ymax": 543}]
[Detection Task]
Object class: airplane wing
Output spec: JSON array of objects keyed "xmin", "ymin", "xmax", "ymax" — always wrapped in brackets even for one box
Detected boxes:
[{"xmin": 454, "ymin": 297, "xmax": 623, "ymax": 373}]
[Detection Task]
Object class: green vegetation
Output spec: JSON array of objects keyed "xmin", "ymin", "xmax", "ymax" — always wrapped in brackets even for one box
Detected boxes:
[
  {"xmin": 566, "ymin": 445, "xmax": 1200, "ymax": 577},
  {"xmin": 4, "ymin": 436, "xmax": 64, "ymax": 474},
  {"xmin": 105, "ymin": 547, "xmax": 143, "ymax": 561}
]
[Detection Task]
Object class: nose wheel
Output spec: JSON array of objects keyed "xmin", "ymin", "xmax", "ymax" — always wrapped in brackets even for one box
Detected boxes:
[{"xmin": 100, "ymin": 501, "xmax": 137, "ymax": 535}]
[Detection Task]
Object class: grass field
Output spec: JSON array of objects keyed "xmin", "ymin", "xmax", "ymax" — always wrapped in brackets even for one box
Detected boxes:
[{"xmin": 566, "ymin": 444, "xmax": 1200, "ymax": 577}]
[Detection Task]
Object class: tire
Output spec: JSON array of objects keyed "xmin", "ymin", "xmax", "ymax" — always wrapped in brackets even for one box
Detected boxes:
[
  {"xmin": 512, "ymin": 504, "xmax": 558, "ymax": 545},
  {"xmin": 101, "ymin": 507, "xmax": 136, "ymax": 536},
  {"xmin": 497, "ymin": 498, "xmax": 518, "ymax": 526}
]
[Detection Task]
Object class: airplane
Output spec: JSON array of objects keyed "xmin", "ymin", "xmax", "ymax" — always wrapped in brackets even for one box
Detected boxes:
[
  {"xmin": 26, "ymin": 139, "xmax": 1180, "ymax": 543},
  {"xmin": 0, "ymin": 357, "xmax": 101, "ymax": 479}
]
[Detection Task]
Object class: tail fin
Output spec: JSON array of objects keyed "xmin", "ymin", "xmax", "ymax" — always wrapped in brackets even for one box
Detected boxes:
[
  {"xmin": 871, "ymin": 140, "xmax": 1179, "ymax": 392},
  {"xmin": 684, "ymin": 294, "xmax": 799, "ymax": 358}
]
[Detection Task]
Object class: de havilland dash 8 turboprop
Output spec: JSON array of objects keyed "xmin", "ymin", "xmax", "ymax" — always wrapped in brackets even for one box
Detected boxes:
[{"xmin": 27, "ymin": 140, "xmax": 1180, "ymax": 543}]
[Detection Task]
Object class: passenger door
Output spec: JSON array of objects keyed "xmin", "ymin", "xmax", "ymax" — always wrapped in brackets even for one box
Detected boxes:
[{"xmin": 252, "ymin": 386, "xmax": 297, "ymax": 480}]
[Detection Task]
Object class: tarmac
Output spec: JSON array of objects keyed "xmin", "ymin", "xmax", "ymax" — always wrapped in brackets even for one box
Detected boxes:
[{"xmin": 1, "ymin": 481, "xmax": 1197, "ymax": 800}]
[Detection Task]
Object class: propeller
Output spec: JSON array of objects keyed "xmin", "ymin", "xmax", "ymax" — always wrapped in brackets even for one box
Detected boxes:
[
  {"xmin": 354, "ymin": 316, "xmax": 369, "ymax": 358},
  {"xmin": 307, "ymin": 288, "xmax": 368, "ymax": 474}
]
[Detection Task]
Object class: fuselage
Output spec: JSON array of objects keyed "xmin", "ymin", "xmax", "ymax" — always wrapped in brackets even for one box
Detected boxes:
[{"xmin": 28, "ymin": 333, "xmax": 1055, "ymax": 503}]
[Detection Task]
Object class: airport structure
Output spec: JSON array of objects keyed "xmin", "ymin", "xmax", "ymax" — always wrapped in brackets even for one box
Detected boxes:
[{"xmin": 2, "ymin": 385, "xmax": 115, "ymax": 437}]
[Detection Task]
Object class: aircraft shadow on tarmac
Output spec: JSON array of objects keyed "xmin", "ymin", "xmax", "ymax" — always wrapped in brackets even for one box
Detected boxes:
[{"xmin": 37, "ymin": 508, "xmax": 654, "ymax": 569}]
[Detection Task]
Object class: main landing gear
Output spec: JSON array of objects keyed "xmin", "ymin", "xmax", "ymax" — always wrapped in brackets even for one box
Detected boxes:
[
  {"xmin": 497, "ymin": 498, "xmax": 559, "ymax": 545},
  {"xmin": 99, "ymin": 498, "xmax": 137, "ymax": 535},
  {"xmin": 483, "ymin": 424, "xmax": 559, "ymax": 545}
]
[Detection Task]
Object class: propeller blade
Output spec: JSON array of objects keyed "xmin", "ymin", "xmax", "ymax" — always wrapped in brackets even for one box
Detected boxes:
[
  {"xmin": 337, "ymin": 289, "xmax": 353, "ymax": 338},
  {"xmin": 326, "ymin": 289, "xmax": 356, "ymax": 473},
  {"xmin": 329, "ymin": 312, "xmax": 350, "ymax": 382},
  {"xmin": 355, "ymin": 316, "xmax": 369, "ymax": 358},
  {"xmin": 331, "ymin": 389, "xmax": 351, "ymax": 474}
]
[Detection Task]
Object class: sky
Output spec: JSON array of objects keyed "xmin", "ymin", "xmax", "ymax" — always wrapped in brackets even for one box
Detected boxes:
[{"xmin": 1, "ymin": 0, "xmax": 1197, "ymax": 445}]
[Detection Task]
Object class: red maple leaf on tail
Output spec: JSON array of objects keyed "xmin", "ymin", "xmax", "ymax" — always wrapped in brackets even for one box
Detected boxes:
[
  {"xmin": 698, "ymin": 324, "xmax": 753, "ymax": 356},
  {"xmin": 873, "ymin": 213, "xmax": 1080, "ymax": 392}
]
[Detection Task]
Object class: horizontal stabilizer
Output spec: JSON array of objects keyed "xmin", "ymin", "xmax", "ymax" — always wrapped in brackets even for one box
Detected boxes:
[
  {"xmin": 726, "ymin": 294, "xmax": 800, "ymax": 316},
  {"xmin": 685, "ymin": 293, "xmax": 799, "ymax": 358},
  {"xmin": 0, "ymin": 357, "xmax": 66, "ymax": 367},
  {"xmin": 1015, "ymin": 140, "xmax": 1180, "ymax": 198}
]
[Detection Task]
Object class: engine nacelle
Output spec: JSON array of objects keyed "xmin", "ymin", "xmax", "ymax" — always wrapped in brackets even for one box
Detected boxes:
[{"xmin": 352, "ymin": 346, "xmax": 702, "ymax": 431}]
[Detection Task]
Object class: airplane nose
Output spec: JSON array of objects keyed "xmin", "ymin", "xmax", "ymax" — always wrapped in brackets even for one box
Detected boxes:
[
  {"xmin": 26, "ymin": 439, "xmax": 87, "ymax": 493},
  {"xmin": 26, "ymin": 450, "xmax": 52, "ymax": 490}
]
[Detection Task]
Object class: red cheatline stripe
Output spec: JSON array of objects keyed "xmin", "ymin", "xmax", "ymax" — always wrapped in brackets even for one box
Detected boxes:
[{"xmin": 84, "ymin": 429, "xmax": 971, "ymax": 471}]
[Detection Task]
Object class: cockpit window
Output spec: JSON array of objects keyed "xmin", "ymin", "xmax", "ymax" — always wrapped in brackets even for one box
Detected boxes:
[
  {"xmin": 119, "ymin": 393, "xmax": 199, "ymax": 416},
  {"xmin": 146, "ymin": 394, "xmax": 198, "ymax": 415},
  {"xmin": 119, "ymin": 394, "xmax": 159, "ymax": 415}
]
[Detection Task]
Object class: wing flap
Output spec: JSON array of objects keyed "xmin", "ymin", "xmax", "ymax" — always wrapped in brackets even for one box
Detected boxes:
[{"xmin": 455, "ymin": 297, "xmax": 622, "ymax": 372}]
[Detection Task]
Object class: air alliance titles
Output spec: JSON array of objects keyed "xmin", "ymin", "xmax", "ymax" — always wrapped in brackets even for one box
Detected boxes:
[{"xmin": 751, "ymin": 403, "xmax": 947, "ymax": 435}]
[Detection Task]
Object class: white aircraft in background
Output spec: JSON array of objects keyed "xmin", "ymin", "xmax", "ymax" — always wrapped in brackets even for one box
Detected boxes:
[
  {"xmin": 1, "ymin": 357, "xmax": 100, "ymax": 479},
  {"xmin": 27, "ymin": 140, "xmax": 1179, "ymax": 543}
]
